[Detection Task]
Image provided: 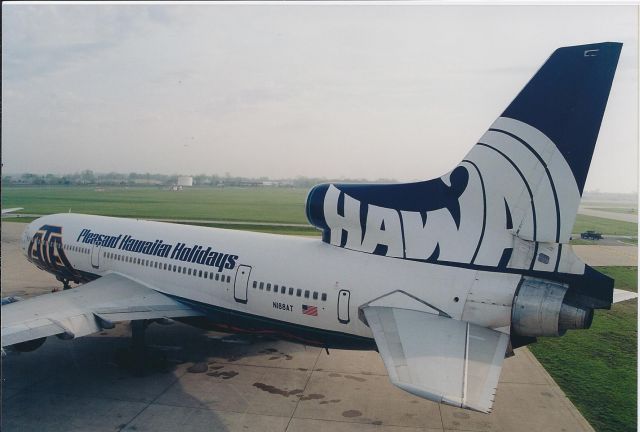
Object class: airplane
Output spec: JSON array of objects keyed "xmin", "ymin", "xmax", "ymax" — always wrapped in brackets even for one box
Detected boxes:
[{"xmin": 2, "ymin": 42, "xmax": 636, "ymax": 414}]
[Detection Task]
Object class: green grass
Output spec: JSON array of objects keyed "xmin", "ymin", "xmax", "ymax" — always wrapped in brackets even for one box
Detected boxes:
[
  {"xmin": 5, "ymin": 187, "xmax": 638, "ymax": 237},
  {"xmin": 174, "ymin": 221, "xmax": 321, "ymax": 237},
  {"xmin": 530, "ymin": 266, "xmax": 637, "ymax": 432},
  {"xmin": 572, "ymin": 214, "xmax": 637, "ymax": 236},
  {"xmin": 2, "ymin": 186, "xmax": 311, "ymax": 224}
]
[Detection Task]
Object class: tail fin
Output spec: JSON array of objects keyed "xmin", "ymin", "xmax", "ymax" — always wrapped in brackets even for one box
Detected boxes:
[
  {"xmin": 306, "ymin": 43, "xmax": 622, "ymax": 271},
  {"xmin": 466, "ymin": 42, "xmax": 621, "ymax": 245},
  {"xmin": 501, "ymin": 42, "xmax": 622, "ymax": 194}
]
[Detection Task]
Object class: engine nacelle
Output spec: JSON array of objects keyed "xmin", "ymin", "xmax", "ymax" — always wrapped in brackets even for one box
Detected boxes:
[{"xmin": 511, "ymin": 278, "xmax": 593, "ymax": 337}]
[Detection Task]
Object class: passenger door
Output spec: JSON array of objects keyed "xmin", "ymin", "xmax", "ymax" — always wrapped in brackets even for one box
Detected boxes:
[
  {"xmin": 234, "ymin": 265, "xmax": 251, "ymax": 304},
  {"xmin": 338, "ymin": 289, "xmax": 350, "ymax": 324}
]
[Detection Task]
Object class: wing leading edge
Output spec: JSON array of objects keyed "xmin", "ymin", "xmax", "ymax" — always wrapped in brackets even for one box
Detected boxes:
[
  {"xmin": 363, "ymin": 306, "xmax": 509, "ymax": 413},
  {"xmin": 1, "ymin": 272, "xmax": 202, "ymax": 348}
]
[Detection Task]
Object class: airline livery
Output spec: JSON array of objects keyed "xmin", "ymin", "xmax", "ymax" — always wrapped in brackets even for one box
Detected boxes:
[{"xmin": 2, "ymin": 42, "xmax": 635, "ymax": 413}]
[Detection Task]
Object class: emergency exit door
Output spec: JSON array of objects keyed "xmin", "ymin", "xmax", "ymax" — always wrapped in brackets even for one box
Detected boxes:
[{"xmin": 234, "ymin": 265, "xmax": 251, "ymax": 304}]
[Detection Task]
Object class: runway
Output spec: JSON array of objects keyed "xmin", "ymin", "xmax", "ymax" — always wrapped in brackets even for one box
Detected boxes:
[{"xmin": 2, "ymin": 222, "xmax": 597, "ymax": 432}]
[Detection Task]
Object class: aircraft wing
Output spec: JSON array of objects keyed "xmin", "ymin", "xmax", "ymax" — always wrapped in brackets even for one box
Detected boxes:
[
  {"xmin": 1, "ymin": 272, "xmax": 202, "ymax": 348},
  {"xmin": 612, "ymin": 289, "xmax": 638, "ymax": 303},
  {"xmin": 363, "ymin": 306, "xmax": 509, "ymax": 413}
]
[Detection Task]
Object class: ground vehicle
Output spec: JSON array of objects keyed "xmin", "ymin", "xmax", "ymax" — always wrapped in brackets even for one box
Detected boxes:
[{"xmin": 581, "ymin": 230, "xmax": 603, "ymax": 240}]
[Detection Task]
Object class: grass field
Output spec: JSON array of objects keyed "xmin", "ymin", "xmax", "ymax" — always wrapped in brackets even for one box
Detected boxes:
[
  {"xmin": 5, "ymin": 186, "xmax": 638, "ymax": 237},
  {"xmin": 572, "ymin": 214, "xmax": 637, "ymax": 236},
  {"xmin": 1, "ymin": 186, "xmax": 311, "ymax": 224},
  {"xmin": 529, "ymin": 266, "xmax": 637, "ymax": 432}
]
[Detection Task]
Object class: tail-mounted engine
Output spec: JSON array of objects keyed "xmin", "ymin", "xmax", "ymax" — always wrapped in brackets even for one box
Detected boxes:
[{"xmin": 511, "ymin": 277, "xmax": 594, "ymax": 337}]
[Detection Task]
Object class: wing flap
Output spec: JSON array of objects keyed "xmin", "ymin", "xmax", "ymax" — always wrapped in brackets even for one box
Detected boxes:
[
  {"xmin": 1, "ymin": 272, "xmax": 202, "ymax": 348},
  {"xmin": 364, "ymin": 306, "xmax": 509, "ymax": 413}
]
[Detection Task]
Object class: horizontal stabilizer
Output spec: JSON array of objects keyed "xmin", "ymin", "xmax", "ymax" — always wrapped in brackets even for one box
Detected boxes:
[{"xmin": 364, "ymin": 306, "xmax": 509, "ymax": 413}]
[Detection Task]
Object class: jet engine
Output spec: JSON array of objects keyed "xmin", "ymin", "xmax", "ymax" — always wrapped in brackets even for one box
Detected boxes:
[{"xmin": 511, "ymin": 277, "xmax": 593, "ymax": 337}]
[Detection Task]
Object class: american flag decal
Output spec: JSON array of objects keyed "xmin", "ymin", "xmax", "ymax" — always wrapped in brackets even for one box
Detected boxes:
[{"xmin": 302, "ymin": 304, "xmax": 318, "ymax": 316}]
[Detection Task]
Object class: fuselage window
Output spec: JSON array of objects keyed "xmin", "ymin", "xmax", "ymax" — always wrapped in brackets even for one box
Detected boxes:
[
  {"xmin": 215, "ymin": 273, "xmax": 220, "ymax": 281},
  {"xmin": 296, "ymin": 289, "xmax": 302, "ymax": 297},
  {"xmin": 253, "ymin": 281, "xmax": 257, "ymax": 288},
  {"xmin": 199, "ymin": 270, "xmax": 202, "ymax": 277},
  {"xmin": 226, "ymin": 275, "xmax": 231, "ymax": 283},
  {"xmin": 274, "ymin": 284, "xmax": 278, "ymax": 292},
  {"xmin": 188, "ymin": 268, "xmax": 192, "ymax": 275},
  {"xmin": 313, "ymin": 292, "xmax": 318, "ymax": 300},
  {"xmin": 281, "ymin": 286, "xmax": 286, "ymax": 294},
  {"xmin": 321, "ymin": 293, "xmax": 327, "ymax": 301},
  {"xmin": 304, "ymin": 290, "xmax": 310, "ymax": 299},
  {"xmin": 173, "ymin": 265, "xmax": 177, "ymax": 272},
  {"xmin": 266, "ymin": 283, "xmax": 271, "ymax": 292},
  {"xmin": 209, "ymin": 272, "xmax": 213, "ymax": 280},
  {"xmin": 163, "ymin": 263, "xmax": 167, "ymax": 270},
  {"xmin": 289, "ymin": 287, "xmax": 294, "ymax": 295},
  {"xmin": 259, "ymin": 282, "xmax": 264, "ymax": 290}
]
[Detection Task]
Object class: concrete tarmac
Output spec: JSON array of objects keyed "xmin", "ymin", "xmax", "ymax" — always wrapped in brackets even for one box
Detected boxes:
[
  {"xmin": 573, "ymin": 245, "xmax": 638, "ymax": 266},
  {"xmin": 1, "ymin": 222, "xmax": 596, "ymax": 432}
]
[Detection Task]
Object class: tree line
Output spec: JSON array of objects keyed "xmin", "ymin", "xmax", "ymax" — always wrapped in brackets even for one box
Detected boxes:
[{"xmin": 2, "ymin": 170, "xmax": 398, "ymax": 188}]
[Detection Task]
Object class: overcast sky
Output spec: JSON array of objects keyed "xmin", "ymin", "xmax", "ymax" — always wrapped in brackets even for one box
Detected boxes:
[{"xmin": 2, "ymin": 3, "xmax": 638, "ymax": 192}]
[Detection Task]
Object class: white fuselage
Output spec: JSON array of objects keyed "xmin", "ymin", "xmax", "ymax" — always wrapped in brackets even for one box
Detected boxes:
[{"xmin": 22, "ymin": 213, "xmax": 522, "ymax": 345}]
